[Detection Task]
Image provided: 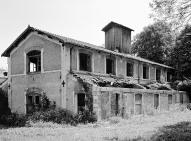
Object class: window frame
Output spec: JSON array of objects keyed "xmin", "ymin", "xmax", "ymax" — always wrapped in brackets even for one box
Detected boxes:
[
  {"xmin": 106, "ymin": 56, "xmax": 116, "ymax": 75},
  {"xmin": 27, "ymin": 50, "xmax": 41, "ymax": 74},
  {"xmin": 167, "ymin": 71, "xmax": 172, "ymax": 82},
  {"xmin": 78, "ymin": 51, "xmax": 92, "ymax": 72},
  {"xmin": 156, "ymin": 68, "xmax": 161, "ymax": 82},
  {"xmin": 126, "ymin": 62, "xmax": 134, "ymax": 77},
  {"xmin": 143, "ymin": 64, "xmax": 150, "ymax": 79}
]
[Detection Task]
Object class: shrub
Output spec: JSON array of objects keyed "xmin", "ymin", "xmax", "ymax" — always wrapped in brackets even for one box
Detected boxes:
[
  {"xmin": 0, "ymin": 88, "xmax": 11, "ymax": 115},
  {"xmin": 74, "ymin": 110, "xmax": 97, "ymax": 124},
  {"xmin": 0, "ymin": 113, "xmax": 27, "ymax": 127},
  {"xmin": 28, "ymin": 108, "xmax": 77, "ymax": 125},
  {"xmin": 28, "ymin": 108, "xmax": 97, "ymax": 125}
]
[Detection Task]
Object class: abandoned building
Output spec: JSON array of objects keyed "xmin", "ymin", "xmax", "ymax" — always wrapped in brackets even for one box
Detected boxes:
[{"xmin": 1, "ymin": 22, "xmax": 189, "ymax": 120}]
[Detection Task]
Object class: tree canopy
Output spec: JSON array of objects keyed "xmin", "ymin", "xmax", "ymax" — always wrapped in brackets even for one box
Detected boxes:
[
  {"xmin": 131, "ymin": 21, "xmax": 174, "ymax": 64},
  {"xmin": 150, "ymin": 0, "xmax": 191, "ymax": 30},
  {"xmin": 170, "ymin": 25, "xmax": 191, "ymax": 78}
]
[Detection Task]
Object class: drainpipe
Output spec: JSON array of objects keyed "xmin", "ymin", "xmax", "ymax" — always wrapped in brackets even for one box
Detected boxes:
[{"xmin": 70, "ymin": 47, "xmax": 73, "ymax": 72}]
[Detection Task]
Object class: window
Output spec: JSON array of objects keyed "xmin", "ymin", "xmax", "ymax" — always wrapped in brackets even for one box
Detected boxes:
[
  {"xmin": 135, "ymin": 94, "xmax": 142, "ymax": 114},
  {"xmin": 156, "ymin": 69, "xmax": 161, "ymax": 81},
  {"xmin": 126, "ymin": 62, "xmax": 134, "ymax": 77},
  {"xmin": 143, "ymin": 64, "xmax": 149, "ymax": 79},
  {"xmin": 77, "ymin": 93, "xmax": 86, "ymax": 113},
  {"xmin": 79, "ymin": 53, "xmax": 91, "ymax": 72},
  {"xmin": 27, "ymin": 50, "xmax": 41, "ymax": 73},
  {"xmin": 167, "ymin": 71, "xmax": 172, "ymax": 82},
  {"xmin": 168, "ymin": 95, "xmax": 172, "ymax": 105},
  {"xmin": 106, "ymin": 58, "xmax": 115, "ymax": 74},
  {"xmin": 154, "ymin": 94, "xmax": 159, "ymax": 109}
]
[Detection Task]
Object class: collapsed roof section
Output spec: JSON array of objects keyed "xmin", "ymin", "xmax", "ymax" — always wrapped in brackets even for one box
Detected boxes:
[{"xmin": 72, "ymin": 73, "xmax": 173, "ymax": 90}]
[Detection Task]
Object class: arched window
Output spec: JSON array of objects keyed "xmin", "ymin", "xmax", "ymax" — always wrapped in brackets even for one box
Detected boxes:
[{"xmin": 27, "ymin": 50, "xmax": 41, "ymax": 73}]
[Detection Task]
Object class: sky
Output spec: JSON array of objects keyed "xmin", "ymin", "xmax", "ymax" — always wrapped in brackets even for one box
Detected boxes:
[{"xmin": 0, "ymin": 0, "xmax": 153, "ymax": 70}]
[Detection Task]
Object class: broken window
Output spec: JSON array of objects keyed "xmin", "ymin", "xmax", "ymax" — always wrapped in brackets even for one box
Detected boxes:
[
  {"xmin": 106, "ymin": 58, "xmax": 115, "ymax": 75},
  {"xmin": 167, "ymin": 71, "xmax": 172, "ymax": 82},
  {"xmin": 126, "ymin": 62, "xmax": 134, "ymax": 77},
  {"xmin": 77, "ymin": 93, "xmax": 85, "ymax": 113},
  {"xmin": 27, "ymin": 50, "xmax": 41, "ymax": 73},
  {"xmin": 26, "ymin": 94, "xmax": 41, "ymax": 113},
  {"xmin": 135, "ymin": 94, "xmax": 142, "ymax": 114},
  {"xmin": 143, "ymin": 64, "xmax": 149, "ymax": 79},
  {"xmin": 156, "ymin": 69, "xmax": 161, "ymax": 81},
  {"xmin": 79, "ymin": 53, "xmax": 91, "ymax": 72},
  {"xmin": 154, "ymin": 94, "xmax": 159, "ymax": 109}
]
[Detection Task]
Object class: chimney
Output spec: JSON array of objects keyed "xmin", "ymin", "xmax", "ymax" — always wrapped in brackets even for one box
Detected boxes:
[{"xmin": 102, "ymin": 21, "xmax": 134, "ymax": 54}]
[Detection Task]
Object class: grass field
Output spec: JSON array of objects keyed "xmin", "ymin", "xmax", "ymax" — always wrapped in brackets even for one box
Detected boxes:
[{"xmin": 1, "ymin": 106, "xmax": 191, "ymax": 141}]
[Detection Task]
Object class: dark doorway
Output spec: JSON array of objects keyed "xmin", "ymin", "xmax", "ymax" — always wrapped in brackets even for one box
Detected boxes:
[
  {"xmin": 26, "ymin": 94, "xmax": 41, "ymax": 113},
  {"xmin": 154, "ymin": 94, "xmax": 159, "ymax": 109},
  {"xmin": 77, "ymin": 93, "xmax": 85, "ymax": 113},
  {"xmin": 115, "ymin": 94, "xmax": 119, "ymax": 115}
]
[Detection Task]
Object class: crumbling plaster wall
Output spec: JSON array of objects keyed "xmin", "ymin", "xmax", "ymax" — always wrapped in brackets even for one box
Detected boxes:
[
  {"xmin": 11, "ymin": 33, "xmax": 61, "ymax": 75},
  {"xmin": 10, "ymin": 72, "xmax": 61, "ymax": 113},
  {"xmin": 9, "ymin": 33, "xmax": 62, "ymax": 114},
  {"xmin": 92, "ymin": 87, "xmax": 184, "ymax": 120}
]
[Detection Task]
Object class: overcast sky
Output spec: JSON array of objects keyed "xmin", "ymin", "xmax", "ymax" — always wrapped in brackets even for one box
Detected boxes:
[{"xmin": 0, "ymin": 0, "xmax": 153, "ymax": 70}]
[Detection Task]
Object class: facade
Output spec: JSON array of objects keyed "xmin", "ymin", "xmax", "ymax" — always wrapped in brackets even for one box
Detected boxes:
[{"xmin": 2, "ymin": 22, "xmax": 188, "ymax": 119}]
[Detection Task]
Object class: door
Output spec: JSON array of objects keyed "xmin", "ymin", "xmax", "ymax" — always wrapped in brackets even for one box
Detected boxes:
[
  {"xmin": 135, "ymin": 94, "xmax": 142, "ymax": 114},
  {"xmin": 154, "ymin": 94, "xmax": 159, "ymax": 109},
  {"xmin": 26, "ymin": 94, "xmax": 41, "ymax": 113}
]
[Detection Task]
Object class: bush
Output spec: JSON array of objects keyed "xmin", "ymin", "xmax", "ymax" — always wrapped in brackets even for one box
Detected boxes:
[
  {"xmin": 28, "ymin": 108, "xmax": 97, "ymax": 125},
  {"xmin": 74, "ymin": 110, "xmax": 97, "ymax": 124},
  {"xmin": 0, "ymin": 113, "xmax": 27, "ymax": 127},
  {"xmin": 28, "ymin": 108, "xmax": 77, "ymax": 125},
  {"xmin": 0, "ymin": 88, "xmax": 11, "ymax": 115}
]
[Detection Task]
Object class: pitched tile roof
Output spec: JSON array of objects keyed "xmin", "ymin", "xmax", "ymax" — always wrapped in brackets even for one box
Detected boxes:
[{"xmin": 1, "ymin": 26, "xmax": 173, "ymax": 69}]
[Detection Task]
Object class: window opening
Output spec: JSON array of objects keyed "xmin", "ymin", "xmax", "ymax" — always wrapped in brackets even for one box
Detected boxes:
[
  {"xmin": 79, "ymin": 53, "xmax": 91, "ymax": 72},
  {"xmin": 27, "ymin": 50, "xmax": 41, "ymax": 73}
]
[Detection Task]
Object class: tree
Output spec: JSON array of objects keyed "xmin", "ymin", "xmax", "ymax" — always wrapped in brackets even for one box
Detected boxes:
[
  {"xmin": 170, "ymin": 25, "xmax": 191, "ymax": 78},
  {"xmin": 150, "ymin": 0, "xmax": 191, "ymax": 30},
  {"xmin": 132, "ymin": 21, "xmax": 174, "ymax": 64}
]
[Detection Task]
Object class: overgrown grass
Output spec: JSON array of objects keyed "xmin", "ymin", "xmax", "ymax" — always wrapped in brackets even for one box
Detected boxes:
[
  {"xmin": 1, "ymin": 105, "xmax": 191, "ymax": 141},
  {"xmin": 151, "ymin": 122, "xmax": 191, "ymax": 141}
]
